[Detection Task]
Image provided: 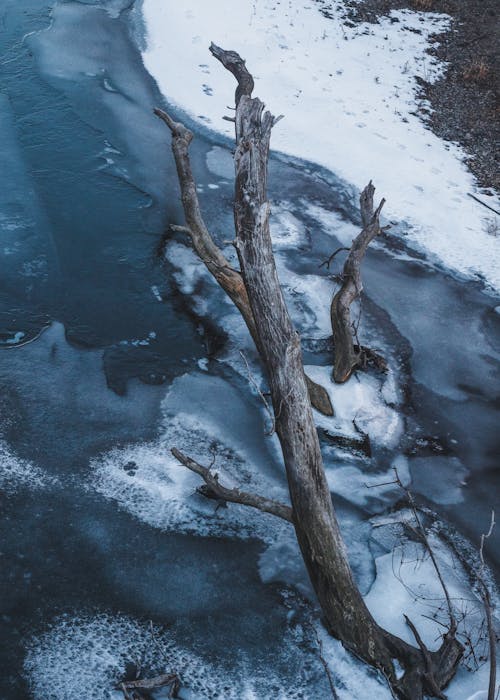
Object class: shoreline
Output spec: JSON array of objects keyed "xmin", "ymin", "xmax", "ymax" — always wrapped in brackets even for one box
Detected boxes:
[{"xmin": 140, "ymin": 0, "xmax": 500, "ymax": 294}]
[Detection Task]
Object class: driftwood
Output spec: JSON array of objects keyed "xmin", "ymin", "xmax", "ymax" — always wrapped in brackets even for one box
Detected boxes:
[
  {"xmin": 154, "ymin": 108, "xmax": 333, "ymax": 417},
  {"xmin": 478, "ymin": 511, "xmax": 497, "ymax": 700},
  {"xmin": 159, "ymin": 44, "xmax": 463, "ymax": 699},
  {"xmin": 172, "ymin": 447, "xmax": 293, "ymax": 522},
  {"xmin": 119, "ymin": 672, "xmax": 180, "ymax": 699},
  {"xmin": 330, "ymin": 181, "xmax": 384, "ymax": 382}
]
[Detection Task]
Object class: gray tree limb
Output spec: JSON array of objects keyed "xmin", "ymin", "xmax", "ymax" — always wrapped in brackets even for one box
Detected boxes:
[
  {"xmin": 330, "ymin": 182, "xmax": 384, "ymax": 383},
  {"xmin": 171, "ymin": 447, "xmax": 293, "ymax": 522},
  {"xmin": 154, "ymin": 108, "xmax": 333, "ymax": 416}
]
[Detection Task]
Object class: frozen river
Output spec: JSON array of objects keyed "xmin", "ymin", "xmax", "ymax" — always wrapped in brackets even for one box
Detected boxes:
[{"xmin": 0, "ymin": 1, "xmax": 498, "ymax": 698}]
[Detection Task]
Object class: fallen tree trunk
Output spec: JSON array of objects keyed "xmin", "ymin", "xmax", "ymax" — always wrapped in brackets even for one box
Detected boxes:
[{"xmin": 158, "ymin": 43, "xmax": 463, "ymax": 699}]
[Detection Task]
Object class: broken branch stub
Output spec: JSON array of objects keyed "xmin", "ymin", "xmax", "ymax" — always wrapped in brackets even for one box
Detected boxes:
[{"xmin": 330, "ymin": 183, "xmax": 384, "ymax": 383}]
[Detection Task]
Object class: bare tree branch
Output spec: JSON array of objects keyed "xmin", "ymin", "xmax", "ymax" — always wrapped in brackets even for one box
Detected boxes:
[
  {"xmin": 479, "ymin": 510, "xmax": 497, "ymax": 700},
  {"xmin": 154, "ymin": 107, "xmax": 334, "ymax": 417},
  {"xmin": 319, "ymin": 247, "xmax": 350, "ymax": 270},
  {"xmin": 209, "ymin": 42, "xmax": 254, "ymax": 105},
  {"xmin": 330, "ymin": 184, "xmax": 384, "ymax": 382},
  {"xmin": 171, "ymin": 447, "xmax": 293, "ymax": 523}
]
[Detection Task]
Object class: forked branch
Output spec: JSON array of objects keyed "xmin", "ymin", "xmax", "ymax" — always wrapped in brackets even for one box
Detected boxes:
[{"xmin": 154, "ymin": 108, "xmax": 334, "ymax": 416}]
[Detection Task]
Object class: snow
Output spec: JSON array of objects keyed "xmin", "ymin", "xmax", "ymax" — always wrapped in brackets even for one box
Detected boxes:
[
  {"xmin": 0, "ymin": 439, "xmax": 55, "ymax": 494},
  {"xmin": 142, "ymin": 0, "xmax": 500, "ymax": 291},
  {"xmin": 91, "ymin": 371, "xmax": 290, "ymax": 542},
  {"xmin": 305, "ymin": 364, "xmax": 403, "ymax": 448},
  {"xmin": 23, "ymin": 613, "xmax": 326, "ymax": 700}
]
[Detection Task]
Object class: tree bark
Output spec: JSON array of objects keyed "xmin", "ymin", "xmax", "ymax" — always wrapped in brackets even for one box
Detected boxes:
[
  {"xmin": 154, "ymin": 108, "xmax": 333, "ymax": 417},
  {"xmin": 171, "ymin": 447, "xmax": 293, "ymax": 522},
  {"xmin": 330, "ymin": 181, "xmax": 384, "ymax": 383},
  {"xmin": 160, "ymin": 44, "xmax": 463, "ymax": 699}
]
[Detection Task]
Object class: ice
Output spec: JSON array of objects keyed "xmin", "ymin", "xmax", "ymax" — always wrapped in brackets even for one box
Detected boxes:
[
  {"xmin": 0, "ymin": 322, "xmax": 166, "ymax": 466},
  {"xmin": 410, "ymin": 455, "xmax": 469, "ymax": 505},
  {"xmin": 361, "ymin": 259, "xmax": 500, "ymax": 401},
  {"xmin": 165, "ymin": 241, "xmax": 209, "ymax": 296},
  {"xmin": 271, "ymin": 206, "xmax": 309, "ymax": 250},
  {"xmin": 0, "ymin": 439, "xmax": 55, "ymax": 494},
  {"xmin": 303, "ymin": 200, "xmax": 361, "ymax": 247},
  {"xmin": 23, "ymin": 612, "xmax": 330, "ymax": 699},
  {"xmin": 91, "ymin": 371, "xmax": 289, "ymax": 542},
  {"xmin": 206, "ymin": 146, "xmax": 234, "ymax": 180},
  {"xmin": 0, "ymin": 94, "xmax": 55, "ymax": 331},
  {"xmin": 141, "ymin": 0, "xmax": 500, "ymax": 291},
  {"xmin": 28, "ymin": 2, "xmax": 178, "ymax": 202},
  {"xmin": 325, "ymin": 455, "xmax": 410, "ymax": 509},
  {"xmin": 72, "ymin": 0, "xmax": 135, "ymax": 19}
]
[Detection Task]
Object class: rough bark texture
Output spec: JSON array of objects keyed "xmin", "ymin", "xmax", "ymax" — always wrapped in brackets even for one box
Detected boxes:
[
  {"xmin": 330, "ymin": 181, "xmax": 384, "ymax": 383},
  {"xmin": 154, "ymin": 109, "xmax": 333, "ymax": 416},
  {"xmin": 227, "ymin": 87, "xmax": 396, "ymax": 671},
  {"xmin": 171, "ymin": 447, "xmax": 293, "ymax": 522},
  {"xmin": 160, "ymin": 44, "xmax": 463, "ymax": 699}
]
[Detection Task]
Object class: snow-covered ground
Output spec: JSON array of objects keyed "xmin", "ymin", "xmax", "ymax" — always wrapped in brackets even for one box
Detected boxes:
[{"xmin": 141, "ymin": 0, "xmax": 500, "ymax": 292}]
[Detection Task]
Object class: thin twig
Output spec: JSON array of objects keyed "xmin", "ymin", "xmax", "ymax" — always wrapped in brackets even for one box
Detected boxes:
[
  {"xmin": 307, "ymin": 624, "xmax": 339, "ymax": 699},
  {"xmin": 468, "ymin": 193, "xmax": 500, "ymax": 216},
  {"xmin": 478, "ymin": 510, "xmax": 496, "ymax": 700},
  {"xmin": 239, "ymin": 350, "xmax": 275, "ymax": 435},
  {"xmin": 319, "ymin": 247, "xmax": 350, "ymax": 270}
]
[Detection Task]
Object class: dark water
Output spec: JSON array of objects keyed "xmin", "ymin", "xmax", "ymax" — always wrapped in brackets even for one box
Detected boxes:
[{"xmin": 0, "ymin": 1, "xmax": 498, "ymax": 698}]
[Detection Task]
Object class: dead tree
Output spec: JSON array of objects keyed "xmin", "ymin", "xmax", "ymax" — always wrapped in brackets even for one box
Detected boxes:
[
  {"xmin": 329, "ymin": 181, "xmax": 383, "ymax": 382},
  {"xmin": 156, "ymin": 44, "xmax": 462, "ymax": 699},
  {"xmin": 154, "ymin": 105, "xmax": 333, "ymax": 418}
]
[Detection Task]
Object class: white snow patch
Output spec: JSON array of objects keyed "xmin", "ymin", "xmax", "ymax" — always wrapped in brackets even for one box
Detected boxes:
[
  {"xmin": 24, "ymin": 613, "xmax": 324, "ymax": 700},
  {"xmin": 91, "ymin": 372, "xmax": 289, "ymax": 542},
  {"xmin": 0, "ymin": 440, "xmax": 55, "ymax": 494},
  {"xmin": 306, "ymin": 364, "xmax": 403, "ymax": 448},
  {"xmin": 271, "ymin": 206, "xmax": 309, "ymax": 249},
  {"xmin": 142, "ymin": 0, "xmax": 500, "ymax": 290},
  {"xmin": 304, "ymin": 200, "xmax": 361, "ymax": 247}
]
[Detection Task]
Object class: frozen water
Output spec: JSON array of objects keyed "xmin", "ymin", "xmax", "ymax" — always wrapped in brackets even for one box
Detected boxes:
[
  {"xmin": 0, "ymin": 94, "xmax": 55, "ymax": 342},
  {"xmin": 28, "ymin": 2, "xmax": 179, "ymax": 203},
  {"xmin": 410, "ymin": 455, "xmax": 469, "ymax": 505},
  {"xmin": 0, "ymin": 440, "xmax": 55, "ymax": 494},
  {"xmin": 23, "ymin": 612, "xmax": 331, "ymax": 700},
  {"xmin": 0, "ymin": 322, "xmax": 166, "ymax": 467}
]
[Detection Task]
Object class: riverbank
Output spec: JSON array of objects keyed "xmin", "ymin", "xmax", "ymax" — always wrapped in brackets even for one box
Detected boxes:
[
  {"xmin": 142, "ymin": 0, "xmax": 499, "ymax": 291},
  {"xmin": 344, "ymin": 0, "xmax": 499, "ymax": 191}
]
